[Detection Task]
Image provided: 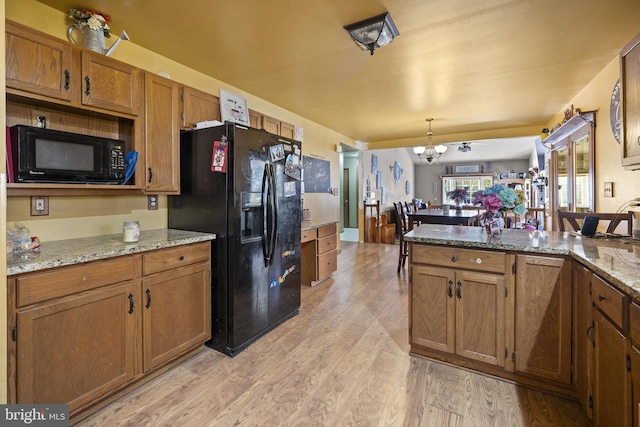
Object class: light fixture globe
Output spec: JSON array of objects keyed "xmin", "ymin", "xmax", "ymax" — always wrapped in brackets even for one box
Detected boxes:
[
  {"xmin": 414, "ymin": 119, "xmax": 447, "ymax": 164},
  {"xmin": 344, "ymin": 13, "xmax": 400, "ymax": 55}
]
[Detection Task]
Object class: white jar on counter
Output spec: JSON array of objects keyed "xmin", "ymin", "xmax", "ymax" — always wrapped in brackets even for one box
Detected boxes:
[{"xmin": 123, "ymin": 221, "xmax": 140, "ymax": 242}]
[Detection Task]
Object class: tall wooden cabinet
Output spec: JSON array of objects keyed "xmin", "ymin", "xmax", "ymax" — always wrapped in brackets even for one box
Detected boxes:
[
  {"xmin": 144, "ymin": 72, "xmax": 180, "ymax": 193},
  {"xmin": 621, "ymin": 31, "xmax": 640, "ymax": 170}
]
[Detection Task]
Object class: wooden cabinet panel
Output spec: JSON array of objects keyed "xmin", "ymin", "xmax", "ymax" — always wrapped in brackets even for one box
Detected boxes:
[
  {"xmin": 142, "ymin": 241, "xmax": 210, "ymax": 275},
  {"xmin": 5, "ymin": 21, "xmax": 73, "ymax": 101},
  {"xmin": 514, "ymin": 255, "xmax": 572, "ymax": 384},
  {"xmin": 592, "ymin": 273, "xmax": 628, "ymax": 330},
  {"xmin": 249, "ymin": 109, "xmax": 261, "ymax": 129},
  {"xmin": 81, "ymin": 51, "xmax": 139, "ymax": 115},
  {"xmin": 181, "ymin": 86, "xmax": 220, "ymax": 129},
  {"xmin": 411, "ymin": 245, "xmax": 506, "ymax": 274},
  {"xmin": 16, "ymin": 282, "xmax": 138, "ymax": 412},
  {"xmin": 631, "ymin": 345, "xmax": 640, "ymax": 427},
  {"xmin": 301, "ymin": 229, "xmax": 317, "ymax": 243},
  {"xmin": 281, "ymin": 122, "xmax": 295, "ymax": 139},
  {"xmin": 593, "ymin": 308, "xmax": 630, "ymax": 427},
  {"xmin": 262, "ymin": 115, "xmax": 281, "ymax": 135},
  {"xmin": 16, "ymin": 256, "xmax": 134, "ymax": 307},
  {"xmin": 317, "ymin": 249, "xmax": 337, "ymax": 281},
  {"xmin": 456, "ymin": 271, "xmax": 505, "ymax": 366},
  {"xmin": 318, "ymin": 223, "xmax": 337, "ymax": 238},
  {"xmin": 631, "ymin": 301, "xmax": 640, "ymax": 346},
  {"xmin": 621, "ymin": 32, "xmax": 640, "ymax": 170},
  {"xmin": 142, "ymin": 264, "xmax": 211, "ymax": 371},
  {"xmin": 411, "ymin": 266, "xmax": 455, "ymax": 353},
  {"xmin": 144, "ymin": 72, "xmax": 180, "ymax": 193},
  {"xmin": 574, "ymin": 263, "xmax": 593, "ymax": 418},
  {"xmin": 317, "ymin": 234, "xmax": 337, "ymax": 255}
]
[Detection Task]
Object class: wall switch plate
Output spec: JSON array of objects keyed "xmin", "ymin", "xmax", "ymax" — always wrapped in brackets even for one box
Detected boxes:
[
  {"xmin": 147, "ymin": 195, "xmax": 159, "ymax": 210},
  {"xmin": 604, "ymin": 182, "xmax": 614, "ymax": 198},
  {"xmin": 30, "ymin": 196, "xmax": 49, "ymax": 216}
]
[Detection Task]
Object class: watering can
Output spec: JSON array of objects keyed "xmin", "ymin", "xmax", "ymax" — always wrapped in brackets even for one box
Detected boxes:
[{"xmin": 68, "ymin": 26, "xmax": 130, "ymax": 57}]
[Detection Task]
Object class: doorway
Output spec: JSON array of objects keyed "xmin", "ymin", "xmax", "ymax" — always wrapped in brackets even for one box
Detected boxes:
[
  {"xmin": 343, "ymin": 168, "xmax": 350, "ymax": 228},
  {"xmin": 340, "ymin": 146, "xmax": 358, "ymax": 242}
]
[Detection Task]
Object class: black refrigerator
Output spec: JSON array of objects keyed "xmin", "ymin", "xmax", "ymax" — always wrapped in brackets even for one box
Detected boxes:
[{"xmin": 168, "ymin": 122, "xmax": 302, "ymax": 356}]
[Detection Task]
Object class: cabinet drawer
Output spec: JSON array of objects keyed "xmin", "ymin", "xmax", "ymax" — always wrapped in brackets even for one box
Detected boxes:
[
  {"xmin": 142, "ymin": 242, "xmax": 210, "ymax": 276},
  {"xmin": 301, "ymin": 229, "xmax": 317, "ymax": 243},
  {"xmin": 411, "ymin": 245, "xmax": 506, "ymax": 274},
  {"xmin": 16, "ymin": 256, "xmax": 135, "ymax": 307},
  {"xmin": 317, "ymin": 234, "xmax": 337, "ymax": 255},
  {"xmin": 630, "ymin": 301, "xmax": 640, "ymax": 346},
  {"xmin": 592, "ymin": 274, "xmax": 628, "ymax": 330},
  {"xmin": 317, "ymin": 249, "xmax": 337, "ymax": 280},
  {"xmin": 318, "ymin": 223, "xmax": 337, "ymax": 238}
]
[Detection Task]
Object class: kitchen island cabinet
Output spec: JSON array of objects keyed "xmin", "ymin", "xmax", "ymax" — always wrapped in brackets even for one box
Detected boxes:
[
  {"xmin": 301, "ymin": 221, "xmax": 338, "ymax": 286},
  {"xmin": 6, "ymin": 230, "xmax": 214, "ymax": 423}
]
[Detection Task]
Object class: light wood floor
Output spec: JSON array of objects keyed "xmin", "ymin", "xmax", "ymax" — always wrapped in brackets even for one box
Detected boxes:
[{"xmin": 77, "ymin": 241, "xmax": 590, "ymax": 426}]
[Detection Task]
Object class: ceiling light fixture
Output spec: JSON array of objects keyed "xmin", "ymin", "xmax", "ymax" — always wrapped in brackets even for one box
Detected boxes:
[
  {"xmin": 343, "ymin": 12, "xmax": 400, "ymax": 56},
  {"xmin": 413, "ymin": 118, "xmax": 447, "ymax": 164},
  {"xmin": 458, "ymin": 142, "xmax": 472, "ymax": 153}
]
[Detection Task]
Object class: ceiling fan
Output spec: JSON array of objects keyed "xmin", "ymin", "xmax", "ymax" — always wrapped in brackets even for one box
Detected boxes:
[{"xmin": 451, "ymin": 141, "xmax": 487, "ymax": 153}]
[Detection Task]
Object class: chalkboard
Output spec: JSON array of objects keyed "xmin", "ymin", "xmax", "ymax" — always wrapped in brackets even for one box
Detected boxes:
[{"xmin": 303, "ymin": 157, "xmax": 330, "ymax": 193}]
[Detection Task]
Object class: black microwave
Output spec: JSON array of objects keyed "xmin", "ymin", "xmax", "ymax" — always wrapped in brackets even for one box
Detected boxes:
[{"xmin": 10, "ymin": 125, "xmax": 126, "ymax": 184}]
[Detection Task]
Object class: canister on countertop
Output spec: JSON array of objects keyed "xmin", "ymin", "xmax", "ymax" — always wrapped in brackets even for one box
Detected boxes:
[{"xmin": 123, "ymin": 221, "xmax": 140, "ymax": 242}]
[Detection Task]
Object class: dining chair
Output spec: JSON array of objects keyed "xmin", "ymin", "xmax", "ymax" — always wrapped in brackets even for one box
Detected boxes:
[
  {"xmin": 556, "ymin": 209, "xmax": 633, "ymax": 235},
  {"xmin": 404, "ymin": 201, "xmax": 421, "ymax": 228},
  {"xmin": 394, "ymin": 202, "xmax": 409, "ymax": 273}
]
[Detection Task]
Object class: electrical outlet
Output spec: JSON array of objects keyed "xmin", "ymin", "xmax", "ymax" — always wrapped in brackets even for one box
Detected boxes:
[
  {"xmin": 30, "ymin": 196, "xmax": 49, "ymax": 216},
  {"xmin": 147, "ymin": 195, "xmax": 158, "ymax": 210}
]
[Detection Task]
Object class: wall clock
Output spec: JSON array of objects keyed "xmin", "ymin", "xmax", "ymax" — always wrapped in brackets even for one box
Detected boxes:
[
  {"xmin": 393, "ymin": 161, "xmax": 402, "ymax": 182},
  {"xmin": 610, "ymin": 78, "xmax": 622, "ymax": 144},
  {"xmin": 405, "ymin": 180, "xmax": 410, "ymax": 195}
]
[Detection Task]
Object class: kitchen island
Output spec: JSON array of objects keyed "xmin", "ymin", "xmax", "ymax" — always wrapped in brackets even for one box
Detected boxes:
[{"xmin": 404, "ymin": 224, "xmax": 640, "ymax": 424}]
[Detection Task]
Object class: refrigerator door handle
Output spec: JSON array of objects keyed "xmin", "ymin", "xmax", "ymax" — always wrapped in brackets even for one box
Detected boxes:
[
  {"xmin": 268, "ymin": 164, "xmax": 278, "ymax": 265},
  {"xmin": 262, "ymin": 164, "xmax": 271, "ymax": 265}
]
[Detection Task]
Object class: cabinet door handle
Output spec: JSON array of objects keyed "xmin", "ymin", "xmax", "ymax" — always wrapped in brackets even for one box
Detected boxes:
[
  {"xmin": 63, "ymin": 70, "xmax": 70, "ymax": 90},
  {"xmin": 148, "ymin": 167, "xmax": 153, "ymax": 183},
  {"xmin": 456, "ymin": 281, "xmax": 462, "ymax": 299},
  {"xmin": 586, "ymin": 321, "xmax": 595, "ymax": 347},
  {"xmin": 598, "ymin": 295, "xmax": 606, "ymax": 301},
  {"xmin": 145, "ymin": 288, "xmax": 151, "ymax": 309},
  {"xmin": 448, "ymin": 280, "xmax": 453, "ymax": 298},
  {"xmin": 451, "ymin": 256, "xmax": 458, "ymax": 262},
  {"xmin": 128, "ymin": 293, "xmax": 134, "ymax": 314},
  {"xmin": 84, "ymin": 76, "xmax": 91, "ymax": 96}
]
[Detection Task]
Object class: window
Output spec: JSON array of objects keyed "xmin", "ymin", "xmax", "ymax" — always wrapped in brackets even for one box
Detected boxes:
[{"xmin": 442, "ymin": 174, "xmax": 494, "ymax": 205}]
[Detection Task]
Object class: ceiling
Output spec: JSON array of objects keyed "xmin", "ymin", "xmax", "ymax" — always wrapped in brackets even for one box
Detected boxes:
[{"xmin": 35, "ymin": 0, "xmax": 640, "ymax": 162}]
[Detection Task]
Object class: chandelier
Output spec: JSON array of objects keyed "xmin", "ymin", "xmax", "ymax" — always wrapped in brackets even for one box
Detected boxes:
[{"xmin": 413, "ymin": 118, "xmax": 447, "ymax": 164}]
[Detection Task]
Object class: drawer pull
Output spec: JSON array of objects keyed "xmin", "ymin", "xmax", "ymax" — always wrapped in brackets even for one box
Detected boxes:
[
  {"xmin": 448, "ymin": 280, "xmax": 454, "ymax": 298},
  {"xmin": 179, "ymin": 255, "xmax": 185, "ymax": 261},
  {"xmin": 598, "ymin": 295, "xmax": 606, "ymax": 301},
  {"xmin": 586, "ymin": 321, "xmax": 595, "ymax": 347},
  {"xmin": 451, "ymin": 256, "xmax": 458, "ymax": 262}
]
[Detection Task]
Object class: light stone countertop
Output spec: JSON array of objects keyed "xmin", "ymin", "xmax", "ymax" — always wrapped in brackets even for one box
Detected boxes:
[
  {"xmin": 404, "ymin": 224, "xmax": 640, "ymax": 301},
  {"xmin": 7, "ymin": 228, "xmax": 215, "ymax": 276},
  {"xmin": 301, "ymin": 219, "xmax": 338, "ymax": 232}
]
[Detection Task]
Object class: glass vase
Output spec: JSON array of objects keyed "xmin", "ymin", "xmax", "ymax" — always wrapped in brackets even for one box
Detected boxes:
[{"xmin": 484, "ymin": 211, "xmax": 503, "ymax": 236}]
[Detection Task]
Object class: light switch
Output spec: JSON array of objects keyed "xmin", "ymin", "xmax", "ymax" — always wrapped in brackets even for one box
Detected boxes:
[{"xmin": 604, "ymin": 182, "xmax": 613, "ymax": 198}]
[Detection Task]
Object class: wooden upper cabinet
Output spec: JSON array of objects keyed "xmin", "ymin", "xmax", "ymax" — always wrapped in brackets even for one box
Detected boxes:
[
  {"xmin": 81, "ymin": 51, "xmax": 140, "ymax": 115},
  {"xmin": 621, "ymin": 32, "xmax": 640, "ymax": 170},
  {"xmin": 280, "ymin": 121, "xmax": 295, "ymax": 140},
  {"xmin": 144, "ymin": 72, "xmax": 180, "ymax": 193},
  {"xmin": 181, "ymin": 86, "xmax": 221, "ymax": 129},
  {"xmin": 262, "ymin": 115, "xmax": 281, "ymax": 135},
  {"xmin": 514, "ymin": 255, "xmax": 573, "ymax": 385},
  {"xmin": 249, "ymin": 109, "xmax": 261, "ymax": 129},
  {"xmin": 5, "ymin": 20, "xmax": 73, "ymax": 101}
]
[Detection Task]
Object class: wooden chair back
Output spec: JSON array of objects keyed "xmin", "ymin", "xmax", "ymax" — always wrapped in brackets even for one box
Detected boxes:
[
  {"xmin": 556, "ymin": 209, "xmax": 633, "ymax": 235},
  {"xmin": 394, "ymin": 202, "xmax": 408, "ymax": 234}
]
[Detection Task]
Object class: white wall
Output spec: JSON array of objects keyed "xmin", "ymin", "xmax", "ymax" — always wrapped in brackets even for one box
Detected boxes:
[{"xmin": 360, "ymin": 148, "xmax": 415, "ymax": 215}]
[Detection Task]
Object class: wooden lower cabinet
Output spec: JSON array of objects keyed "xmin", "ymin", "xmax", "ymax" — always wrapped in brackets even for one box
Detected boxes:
[
  {"xmin": 411, "ymin": 266, "xmax": 505, "ymax": 366},
  {"xmin": 142, "ymin": 264, "xmax": 211, "ymax": 371},
  {"xmin": 8, "ymin": 241, "xmax": 211, "ymax": 421},
  {"xmin": 16, "ymin": 282, "xmax": 138, "ymax": 412},
  {"xmin": 631, "ymin": 345, "xmax": 640, "ymax": 427},
  {"xmin": 574, "ymin": 263, "xmax": 593, "ymax": 418},
  {"xmin": 514, "ymin": 254, "xmax": 572, "ymax": 385},
  {"xmin": 301, "ymin": 223, "xmax": 337, "ymax": 286},
  {"xmin": 593, "ymin": 308, "xmax": 630, "ymax": 427}
]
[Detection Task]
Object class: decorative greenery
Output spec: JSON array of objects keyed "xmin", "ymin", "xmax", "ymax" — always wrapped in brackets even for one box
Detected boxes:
[
  {"xmin": 69, "ymin": 8, "xmax": 111, "ymax": 38},
  {"xmin": 447, "ymin": 188, "xmax": 467, "ymax": 205},
  {"xmin": 472, "ymin": 184, "xmax": 527, "ymax": 215}
]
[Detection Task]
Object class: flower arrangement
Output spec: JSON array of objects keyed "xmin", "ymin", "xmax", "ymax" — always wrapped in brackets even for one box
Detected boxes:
[
  {"xmin": 447, "ymin": 188, "xmax": 467, "ymax": 205},
  {"xmin": 472, "ymin": 184, "xmax": 527, "ymax": 215},
  {"xmin": 69, "ymin": 8, "xmax": 111, "ymax": 38}
]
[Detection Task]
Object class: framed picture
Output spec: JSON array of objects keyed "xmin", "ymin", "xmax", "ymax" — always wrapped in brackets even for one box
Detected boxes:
[
  {"xmin": 376, "ymin": 171, "xmax": 382, "ymax": 189},
  {"xmin": 371, "ymin": 154, "xmax": 378, "ymax": 174},
  {"xmin": 219, "ymin": 89, "xmax": 249, "ymax": 126},
  {"xmin": 454, "ymin": 165, "xmax": 480, "ymax": 173},
  {"xmin": 270, "ymin": 144, "xmax": 285, "ymax": 162}
]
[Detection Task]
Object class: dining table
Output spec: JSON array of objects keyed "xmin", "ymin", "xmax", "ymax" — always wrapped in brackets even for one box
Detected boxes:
[{"xmin": 406, "ymin": 208, "xmax": 479, "ymax": 230}]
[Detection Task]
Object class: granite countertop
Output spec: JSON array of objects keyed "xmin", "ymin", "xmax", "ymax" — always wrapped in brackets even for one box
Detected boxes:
[
  {"xmin": 404, "ymin": 224, "xmax": 640, "ymax": 301},
  {"xmin": 7, "ymin": 229, "xmax": 216, "ymax": 276},
  {"xmin": 301, "ymin": 219, "xmax": 338, "ymax": 231}
]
